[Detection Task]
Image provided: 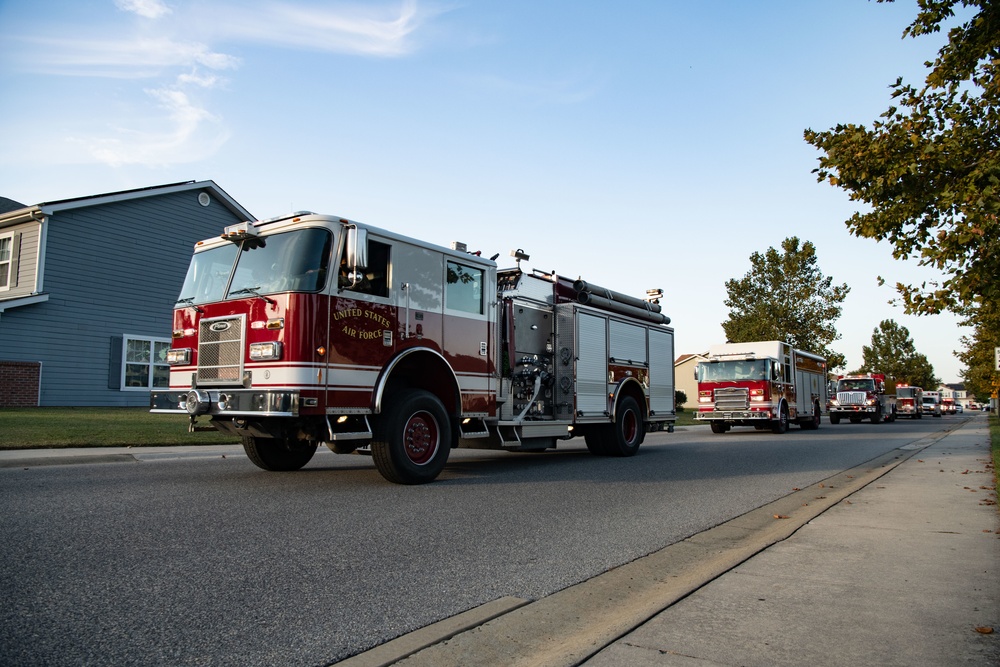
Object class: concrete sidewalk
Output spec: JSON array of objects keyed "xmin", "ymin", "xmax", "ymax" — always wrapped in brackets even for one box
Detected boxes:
[{"xmin": 582, "ymin": 417, "xmax": 1000, "ymax": 667}]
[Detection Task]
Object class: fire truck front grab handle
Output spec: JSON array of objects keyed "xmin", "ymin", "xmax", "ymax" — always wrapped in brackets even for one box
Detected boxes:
[{"xmin": 401, "ymin": 282, "xmax": 410, "ymax": 339}]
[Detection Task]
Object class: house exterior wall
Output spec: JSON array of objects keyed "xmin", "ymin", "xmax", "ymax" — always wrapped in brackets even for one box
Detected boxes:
[
  {"xmin": 0, "ymin": 361, "xmax": 41, "ymax": 407},
  {"xmin": 0, "ymin": 188, "xmax": 247, "ymax": 406},
  {"xmin": 674, "ymin": 355, "xmax": 705, "ymax": 410},
  {"xmin": 0, "ymin": 219, "xmax": 40, "ymax": 299}
]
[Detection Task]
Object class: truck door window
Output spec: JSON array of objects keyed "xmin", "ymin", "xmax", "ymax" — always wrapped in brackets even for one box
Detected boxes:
[
  {"xmin": 446, "ymin": 260, "xmax": 483, "ymax": 314},
  {"xmin": 340, "ymin": 239, "xmax": 390, "ymax": 297}
]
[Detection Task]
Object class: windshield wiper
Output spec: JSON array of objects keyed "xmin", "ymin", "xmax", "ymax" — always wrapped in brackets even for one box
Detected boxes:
[
  {"xmin": 175, "ymin": 297, "xmax": 204, "ymax": 313},
  {"xmin": 227, "ymin": 286, "xmax": 276, "ymax": 305}
]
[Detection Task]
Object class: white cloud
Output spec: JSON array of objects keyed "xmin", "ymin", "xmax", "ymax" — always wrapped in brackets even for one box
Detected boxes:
[
  {"xmin": 21, "ymin": 36, "xmax": 240, "ymax": 78},
  {"xmin": 77, "ymin": 85, "xmax": 229, "ymax": 167},
  {"xmin": 114, "ymin": 0, "xmax": 173, "ymax": 20},
  {"xmin": 216, "ymin": 0, "xmax": 433, "ymax": 57},
  {"xmin": 2, "ymin": 1, "xmax": 445, "ymax": 167}
]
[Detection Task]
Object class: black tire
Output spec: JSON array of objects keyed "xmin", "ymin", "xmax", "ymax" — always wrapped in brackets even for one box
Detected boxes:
[
  {"xmin": 242, "ymin": 436, "xmax": 317, "ymax": 471},
  {"xmin": 605, "ymin": 396, "xmax": 644, "ymax": 456},
  {"xmin": 871, "ymin": 406, "xmax": 882, "ymax": 424},
  {"xmin": 584, "ymin": 430, "xmax": 609, "ymax": 455},
  {"xmin": 771, "ymin": 404, "xmax": 789, "ymax": 434},
  {"xmin": 830, "ymin": 413, "xmax": 841, "ymax": 425},
  {"xmin": 371, "ymin": 390, "xmax": 451, "ymax": 484},
  {"xmin": 710, "ymin": 421, "xmax": 728, "ymax": 434},
  {"xmin": 800, "ymin": 402, "xmax": 821, "ymax": 430}
]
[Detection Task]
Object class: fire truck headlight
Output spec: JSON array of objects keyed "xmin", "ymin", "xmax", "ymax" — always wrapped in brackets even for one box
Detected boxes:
[
  {"xmin": 829, "ymin": 398, "xmax": 839, "ymax": 407},
  {"xmin": 167, "ymin": 348, "xmax": 191, "ymax": 365},
  {"xmin": 249, "ymin": 341, "xmax": 283, "ymax": 361},
  {"xmin": 698, "ymin": 391, "xmax": 712, "ymax": 403}
]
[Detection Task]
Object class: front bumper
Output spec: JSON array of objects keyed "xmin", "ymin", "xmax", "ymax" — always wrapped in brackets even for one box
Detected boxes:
[
  {"xmin": 150, "ymin": 389, "xmax": 299, "ymax": 417},
  {"xmin": 829, "ymin": 405, "xmax": 876, "ymax": 414},
  {"xmin": 696, "ymin": 410, "xmax": 773, "ymax": 421}
]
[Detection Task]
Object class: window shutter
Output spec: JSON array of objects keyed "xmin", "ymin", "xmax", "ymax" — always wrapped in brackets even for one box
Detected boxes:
[
  {"xmin": 10, "ymin": 233, "xmax": 20, "ymax": 287},
  {"xmin": 108, "ymin": 335, "xmax": 123, "ymax": 390}
]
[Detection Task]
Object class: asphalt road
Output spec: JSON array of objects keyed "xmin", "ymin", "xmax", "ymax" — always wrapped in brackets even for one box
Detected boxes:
[{"xmin": 0, "ymin": 415, "xmax": 966, "ymax": 666}]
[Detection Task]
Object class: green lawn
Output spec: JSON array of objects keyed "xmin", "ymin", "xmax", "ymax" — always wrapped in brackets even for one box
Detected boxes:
[
  {"xmin": 991, "ymin": 415, "xmax": 1000, "ymax": 499},
  {"xmin": 1, "ymin": 406, "xmax": 701, "ymax": 449},
  {"xmin": 0, "ymin": 407, "xmax": 240, "ymax": 449}
]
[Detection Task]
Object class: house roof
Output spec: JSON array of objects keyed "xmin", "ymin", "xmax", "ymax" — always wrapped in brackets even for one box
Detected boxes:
[
  {"xmin": 675, "ymin": 352, "xmax": 708, "ymax": 365},
  {"xmin": 0, "ymin": 180, "xmax": 253, "ymax": 228},
  {"xmin": 0, "ymin": 197, "xmax": 27, "ymax": 214}
]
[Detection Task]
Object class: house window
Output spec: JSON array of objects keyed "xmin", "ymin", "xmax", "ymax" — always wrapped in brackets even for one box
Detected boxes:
[
  {"xmin": 122, "ymin": 336, "xmax": 171, "ymax": 390},
  {"xmin": 0, "ymin": 234, "xmax": 12, "ymax": 291}
]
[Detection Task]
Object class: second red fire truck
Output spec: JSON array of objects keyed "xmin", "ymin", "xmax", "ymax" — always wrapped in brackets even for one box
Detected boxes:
[
  {"xmin": 151, "ymin": 212, "xmax": 677, "ymax": 484},
  {"xmin": 694, "ymin": 341, "xmax": 828, "ymax": 434}
]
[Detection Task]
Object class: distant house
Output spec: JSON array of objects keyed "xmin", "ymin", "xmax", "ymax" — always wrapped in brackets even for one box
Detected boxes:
[
  {"xmin": 938, "ymin": 382, "xmax": 970, "ymax": 409},
  {"xmin": 0, "ymin": 181, "xmax": 253, "ymax": 407},
  {"xmin": 674, "ymin": 352, "xmax": 708, "ymax": 409}
]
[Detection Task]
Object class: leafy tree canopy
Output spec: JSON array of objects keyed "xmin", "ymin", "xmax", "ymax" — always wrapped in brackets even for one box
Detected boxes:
[
  {"xmin": 853, "ymin": 319, "xmax": 940, "ymax": 389},
  {"xmin": 956, "ymin": 300, "xmax": 1000, "ymax": 399},
  {"xmin": 722, "ymin": 237, "xmax": 850, "ymax": 369},
  {"xmin": 804, "ymin": 0, "xmax": 1000, "ymax": 315}
]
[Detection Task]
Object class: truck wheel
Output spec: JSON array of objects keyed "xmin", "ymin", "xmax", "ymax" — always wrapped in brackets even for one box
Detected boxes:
[
  {"xmin": 870, "ymin": 406, "xmax": 882, "ymax": 424},
  {"xmin": 771, "ymin": 404, "xmax": 789, "ymax": 434},
  {"xmin": 830, "ymin": 413, "xmax": 840, "ymax": 425},
  {"xmin": 801, "ymin": 402, "xmax": 821, "ymax": 430},
  {"xmin": 371, "ymin": 390, "xmax": 451, "ymax": 484},
  {"xmin": 242, "ymin": 436, "xmax": 317, "ymax": 471},
  {"xmin": 710, "ymin": 422, "xmax": 728, "ymax": 434},
  {"xmin": 606, "ymin": 396, "xmax": 644, "ymax": 456},
  {"xmin": 584, "ymin": 430, "xmax": 610, "ymax": 456}
]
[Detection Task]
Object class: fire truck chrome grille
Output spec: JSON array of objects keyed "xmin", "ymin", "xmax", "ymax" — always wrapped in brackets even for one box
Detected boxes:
[
  {"xmin": 837, "ymin": 391, "xmax": 866, "ymax": 406},
  {"xmin": 197, "ymin": 316, "xmax": 245, "ymax": 385},
  {"xmin": 714, "ymin": 387, "xmax": 749, "ymax": 410}
]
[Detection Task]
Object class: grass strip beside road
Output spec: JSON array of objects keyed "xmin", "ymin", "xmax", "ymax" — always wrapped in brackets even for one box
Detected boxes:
[
  {"xmin": 991, "ymin": 414, "xmax": 999, "ymax": 498},
  {"xmin": 0, "ymin": 407, "xmax": 240, "ymax": 449},
  {"xmin": 0, "ymin": 406, "xmax": 703, "ymax": 451}
]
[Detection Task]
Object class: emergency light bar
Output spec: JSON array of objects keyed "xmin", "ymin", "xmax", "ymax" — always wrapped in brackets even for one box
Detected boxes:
[{"xmin": 221, "ymin": 222, "xmax": 259, "ymax": 243}]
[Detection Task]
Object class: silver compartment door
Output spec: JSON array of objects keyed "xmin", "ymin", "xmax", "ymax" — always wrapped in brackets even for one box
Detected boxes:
[
  {"xmin": 576, "ymin": 310, "xmax": 609, "ymax": 416},
  {"xmin": 648, "ymin": 328, "xmax": 674, "ymax": 415}
]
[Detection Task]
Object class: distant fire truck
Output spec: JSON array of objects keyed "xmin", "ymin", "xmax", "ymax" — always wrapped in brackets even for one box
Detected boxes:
[
  {"xmin": 895, "ymin": 385, "xmax": 924, "ymax": 419},
  {"xmin": 828, "ymin": 374, "xmax": 897, "ymax": 424},
  {"xmin": 694, "ymin": 341, "xmax": 828, "ymax": 434},
  {"xmin": 151, "ymin": 212, "xmax": 676, "ymax": 484}
]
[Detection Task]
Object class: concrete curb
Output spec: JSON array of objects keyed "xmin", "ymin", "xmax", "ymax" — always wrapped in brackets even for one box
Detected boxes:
[{"xmin": 344, "ymin": 425, "xmax": 962, "ymax": 667}]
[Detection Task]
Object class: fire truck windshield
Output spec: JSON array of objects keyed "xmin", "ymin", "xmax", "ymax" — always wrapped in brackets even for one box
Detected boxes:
[
  {"xmin": 697, "ymin": 359, "xmax": 770, "ymax": 382},
  {"xmin": 838, "ymin": 379, "xmax": 875, "ymax": 392},
  {"xmin": 176, "ymin": 228, "xmax": 333, "ymax": 305}
]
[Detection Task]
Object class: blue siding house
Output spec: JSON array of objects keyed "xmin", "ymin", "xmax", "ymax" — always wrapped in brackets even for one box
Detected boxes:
[{"xmin": 0, "ymin": 181, "xmax": 253, "ymax": 407}]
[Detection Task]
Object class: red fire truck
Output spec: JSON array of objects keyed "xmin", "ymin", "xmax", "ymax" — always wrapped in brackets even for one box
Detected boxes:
[
  {"xmin": 151, "ymin": 212, "xmax": 676, "ymax": 483},
  {"xmin": 895, "ymin": 385, "xmax": 923, "ymax": 419},
  {"xmin": 694, "ymin": 341, "xmax": 828, "ymax": 434}
]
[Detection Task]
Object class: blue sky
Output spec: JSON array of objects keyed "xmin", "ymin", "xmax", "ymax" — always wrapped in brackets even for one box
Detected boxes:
[{"xmin": 0, "ymin": 0, "xmax": 974, "ymax": 383}]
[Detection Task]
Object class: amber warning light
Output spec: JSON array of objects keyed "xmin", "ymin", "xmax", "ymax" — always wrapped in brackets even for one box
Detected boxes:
[{"xmin": 222, "ymin": 222, "xmax": 259, "ymax": 243}]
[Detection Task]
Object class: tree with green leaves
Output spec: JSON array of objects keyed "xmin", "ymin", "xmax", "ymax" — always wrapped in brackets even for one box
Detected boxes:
[
  {"xmin": 721, "ymin": 237, "xmax": 850, "ymax": 369},
  {"xmin": 854, "ymin": 319, "xmax": 940, "ymax": 389},
  {"xmin": 804, "ymin": 0, "xmax": 1000, "ymax": 317},
  {"xmin": 956, "ymin": 301, "xmax": 1000, "ymax": 400}
]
